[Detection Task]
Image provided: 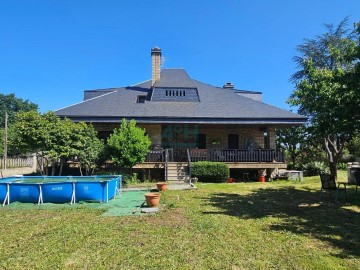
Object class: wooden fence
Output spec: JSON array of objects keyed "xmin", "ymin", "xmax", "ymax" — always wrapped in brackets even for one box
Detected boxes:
[{"xmin": 0, "ymin": 156, "xmax": 34, "ymax": 169}]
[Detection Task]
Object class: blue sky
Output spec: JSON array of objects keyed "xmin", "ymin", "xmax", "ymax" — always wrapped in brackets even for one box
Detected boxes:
[{"xmin": 1, "ymin": 0, "xmax": 359, "ymax": 112}]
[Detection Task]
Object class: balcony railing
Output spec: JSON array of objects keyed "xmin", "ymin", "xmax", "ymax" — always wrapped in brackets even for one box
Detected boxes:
[
  {"xmin": 191, "ymin": 149, "xmax": 285, "ymax": 163},
  {"xmin": 145, "ymin": 148, "xmax": 285, "ymax": 163}
]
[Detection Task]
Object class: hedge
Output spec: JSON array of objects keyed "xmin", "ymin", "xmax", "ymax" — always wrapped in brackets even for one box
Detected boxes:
[{"xmin": 191, "ymin": 161, "xmax": 230, "ymax": 183}]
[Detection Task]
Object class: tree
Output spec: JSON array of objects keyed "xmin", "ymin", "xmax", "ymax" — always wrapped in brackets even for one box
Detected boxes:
[
  {"xmin": 0, "ymin": 93, "xmax": 38, "ymax": 158},
  {"xmin": 107, "ymin": 119, "xmax": 151, "ymax": 169},
  {"xmin": 289, "ymin": 18, "xmax": 360, "ymax": 177},
  {"xmin": 0, "ymin": 93, "xmax": 38, "ymax": 127},
  {"xmin": 276, "ymin": 126, "xmax": 307, "ymax": 167},
  {"xmin": 347, "ymin": 135, "xmax": 360, "ymax": 160},
  {"xmin": 291, "ymin": 17, "xmax": 355, "ymax": 83},
  {"xmin": 12, "ymin": 111, "xmax": 104, "ymax": 176},
  {"xmin": 72, "ymin": 122, "xmax": 104, "ymax": 176},
  {"xmin": 12, "ymin": 111, "xmax": 63, "ymax": 175}
]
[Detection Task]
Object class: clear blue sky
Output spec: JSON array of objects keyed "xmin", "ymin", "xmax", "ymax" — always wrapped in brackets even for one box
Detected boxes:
[{"xmin": 1, "ymin": 0, "xmax": 359, "ymax": 112}]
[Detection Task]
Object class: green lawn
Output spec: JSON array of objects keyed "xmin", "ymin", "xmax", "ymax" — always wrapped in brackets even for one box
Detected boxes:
[{"xmin": 1, "ymin": 171, "xmax": 360, "ymax": 270}]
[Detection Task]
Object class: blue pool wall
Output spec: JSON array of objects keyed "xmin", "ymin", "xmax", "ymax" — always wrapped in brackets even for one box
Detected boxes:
[{"xmin": 0, "ymin": 175, "xmax": 122, "ymax": 205}]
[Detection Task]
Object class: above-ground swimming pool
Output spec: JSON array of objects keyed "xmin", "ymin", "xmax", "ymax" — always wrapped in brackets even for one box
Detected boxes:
[{"xmin": 0, "ymin": 175, "xmax": 122, "ymax": 206}]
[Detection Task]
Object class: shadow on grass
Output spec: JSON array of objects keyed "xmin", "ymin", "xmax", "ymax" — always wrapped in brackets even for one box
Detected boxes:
[{"xmin": 202, "ymin": 186, "xmax": 360, "ymax": 258}]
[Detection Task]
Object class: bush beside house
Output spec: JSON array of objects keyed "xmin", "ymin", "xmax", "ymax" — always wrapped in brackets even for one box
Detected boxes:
[{"xmin": 191, "ymin": 161, "xmax": 229, "ymax": 183}]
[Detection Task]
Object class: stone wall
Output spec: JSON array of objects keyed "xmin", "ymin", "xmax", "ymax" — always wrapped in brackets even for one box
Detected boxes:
[
  {"xmin": 141, "ymin": 124, "xmax": 276, "ymax": 149},
  {"xmin": 198, "ymin": 125, "xmax": 276, "ymax": 150},
  {"xmin": 138, "ymin": 124, "xmax": 162, "ymax": 147},
  {"xmin": 92, "ymin": 122, "xmax": 276, "ymax": 150}
]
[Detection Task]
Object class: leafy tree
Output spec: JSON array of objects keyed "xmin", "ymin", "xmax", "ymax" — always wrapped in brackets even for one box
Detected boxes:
[
  {"xmin": 72, "ymin": 122, "xmax": 104, "ymax": 176},
  {"xmin": 12, "ymin": 111, "xmax": 62, "ymax": 175},
  {"xmin": 12, "ymin": 111, "xmax": 104, "ymax": 176},
  {"xmin": 0, "ymin": 93, "xmax": 38, "ymax": 127},
  {"xmin": 289, "ymin": 18, "xmax": 360, "ymax": 177},
  {"xmin": 0, "ymin": 126, "xmax": 22, "ymax": 156},
  {"xmin": 0, "ymin": 93, "xmax": 38, "ymax": 158},
  {"xmin": 347, "ymin": 135, "xmax": 360, "ymax": 160},
  {"xmin": 276, "ymin": 126, "xmax": 307, "ymax": 167},
  {"xmin": 291, "ymin": 17, "xmax": 355, "ymax": 83},
  {"xmin": 107, "ymin": 119, "xmax": 151, "ymax": 169}
]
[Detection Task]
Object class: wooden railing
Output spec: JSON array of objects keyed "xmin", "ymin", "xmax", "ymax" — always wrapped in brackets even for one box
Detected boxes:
[
  {"xmin": 145, "ymin": 149, "xmax": 165, "ymax": 162},
  {"xmin": 186, "ymin": 149, "xmax": 192, "ymax": 176},
  {"xmin": 146, "ymin": 148, "xmax": 285, "ymax": 163},
  {"xmin": 190, "ymin": 149, "xmax": 285, "ymax": 163},
  {"xmin": 0, "ymin": 156, "xmax": 34, "ymax": 169}
]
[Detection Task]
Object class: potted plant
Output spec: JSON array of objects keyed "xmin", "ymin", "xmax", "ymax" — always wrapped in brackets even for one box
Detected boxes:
[
  {"xmin": 144, "ymin": 192, "xmax": 161, "ymax": 207},
  {"xmin": 156, "ymin": 182, "xmax": 168, "ymax": 191},
  {"xmin": 227, "ymin": 178, "xmax": 234, "ymax": 183}
]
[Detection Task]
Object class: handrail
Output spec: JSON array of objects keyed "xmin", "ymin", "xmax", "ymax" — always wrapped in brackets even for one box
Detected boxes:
[
  {"xmin": 186, "ymin": 148, "xmax": 192, "ymax": 177},
  {"xmin": 165, "ymin": 149, "xmax": 168, "ymax": 181}
]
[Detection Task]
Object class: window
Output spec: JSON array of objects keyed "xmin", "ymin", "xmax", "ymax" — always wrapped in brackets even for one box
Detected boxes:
[
  {"xmin": 137, "ymin": 96, "xmax": 146, "ymax": 103},
  {"xmin": 228, "ymin": 134, "xmax": 239, "ymax": 149},
  {"xmin": 196, "ymin": 134, "xmax": 207, "ymax": 149}
]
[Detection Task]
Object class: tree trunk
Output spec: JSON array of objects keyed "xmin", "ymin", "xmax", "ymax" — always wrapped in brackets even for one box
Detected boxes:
[
  {"xmin": 329, "ymin": 161, "xmax": 338, "ymax": 178},
  {"xmin": 324, "ymin": 136, "xmax": 345, "ymax": 179},
  {"xmin": 45, "ymin": 158, "xmax": 49, "ymax": 176},
  {"xmin": 36, "ymin": 152, "xmax": 44, "ymax": 176},
  {"xmin": 291, "ymin": 153, "xmax": 296, "ymax": 167},
  {"xmin": 79, "ymin": 166, "xmax": 83, "ymax": 176},
  {"xmin": 58, "ymin": 159, "xmax": 64, "ymax": 176},
  {"xmin": 51, "ymin": 162, "xmax": 56, "ymax": 176}
]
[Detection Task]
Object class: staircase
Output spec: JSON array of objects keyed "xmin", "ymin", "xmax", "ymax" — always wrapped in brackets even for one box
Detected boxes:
[{"xmin": 166, "ymin": 162, "xmax": 190, "ymax": 183}]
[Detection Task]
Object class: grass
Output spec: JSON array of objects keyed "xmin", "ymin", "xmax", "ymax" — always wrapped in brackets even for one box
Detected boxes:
[{"xmin": 1, "ymin": 171, "xmax": 360, "ymax": 269}]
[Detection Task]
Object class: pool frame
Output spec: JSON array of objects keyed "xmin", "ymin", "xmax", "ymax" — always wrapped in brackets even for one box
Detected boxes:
[{"xmin": 0, "ymin": 175, "xmax": 122, "ymax": 206}]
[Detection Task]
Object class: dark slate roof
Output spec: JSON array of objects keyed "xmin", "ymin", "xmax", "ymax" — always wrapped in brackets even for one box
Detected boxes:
[
  {"xmin": 55, "ymin": 69, "xmax": 307, "ymax": 125},
  {"xmin": 153, "ymin": 69, "xmax": 197, "ymax": 88}
]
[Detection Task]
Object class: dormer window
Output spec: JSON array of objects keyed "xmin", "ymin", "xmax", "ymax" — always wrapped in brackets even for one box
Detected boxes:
[
  {"xmin": 151, "ymin": 87, "xmax": 199, "ymax": 102},
  {"xmin": 137, "ymin": 95, "xmax": 146, "ymax": 103}
]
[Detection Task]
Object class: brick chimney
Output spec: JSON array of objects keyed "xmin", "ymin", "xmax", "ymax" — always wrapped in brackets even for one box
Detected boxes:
[
  {"xmin": 223, "ymin": 82, "xmax": 234, "ymax": 89},
  {"xmin": 151, "ymin": 46, "xmax": 162, "ymax": 86}
]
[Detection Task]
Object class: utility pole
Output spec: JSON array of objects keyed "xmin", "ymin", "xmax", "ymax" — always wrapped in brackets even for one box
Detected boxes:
[{"xmin": 3, "ymin": 112, "xmax": 8, "ymax": 170}]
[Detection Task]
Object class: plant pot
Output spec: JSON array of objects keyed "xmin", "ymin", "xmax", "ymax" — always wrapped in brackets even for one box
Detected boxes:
[
  {"xmin": 227, "ymin": 178, "xmax": 234, "ymax": 183},
  {"xmin": 156, "ymin": 182, "xmax": 168, "ymax": 191},
  {"xmin": 144, "ymin": 192, "xmax": 161, "ymax": 207}
]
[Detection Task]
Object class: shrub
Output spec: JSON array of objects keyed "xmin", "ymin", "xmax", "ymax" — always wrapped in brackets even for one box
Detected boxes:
[
  {"xmin": 106, "ymin": 119, "xmax": 151, "ymax": 168},
  {"xmin": 302, "ymin": 161, "xmax": 328, "ymax": 176},
  {"xmin": 191, "ymin": 162, "xmax": 229, "ymax": 183},
  {"xmin": 286, "ymin": 162, "xmax": 302, "ymax": 171},
  {"xmin": 337, "ymin": 162, "xmax": 348, "ymax": 170}
]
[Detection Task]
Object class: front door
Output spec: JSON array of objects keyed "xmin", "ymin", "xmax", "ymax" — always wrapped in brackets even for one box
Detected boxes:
[{"xmin": 228, "ymin": 134, "xmax": 239, "ymax": 149}]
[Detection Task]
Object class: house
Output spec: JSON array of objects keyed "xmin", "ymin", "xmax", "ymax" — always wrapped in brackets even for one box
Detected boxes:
[{"xmin": 55, "ymin": 47, "xmax": 307, "ymax": 182}]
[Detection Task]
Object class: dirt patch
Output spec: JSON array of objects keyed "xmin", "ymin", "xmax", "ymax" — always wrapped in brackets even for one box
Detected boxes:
[{"xmin": 151, "ymin": 207, "xmax": 190, "ymax": 228}]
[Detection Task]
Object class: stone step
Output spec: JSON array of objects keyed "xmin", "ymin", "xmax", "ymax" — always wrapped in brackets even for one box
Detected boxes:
[
  {"xmin": 167, "ymin": 177, "xmax": 190, "ymax": 181},
  {"xmin": 166, "ymin": 162, "xmax": 190, "ymax": 181},
  {"xmin": 167, "ymin": 172, "xmax": 189, "ymax": 176},
  {"xmin": 167, "ymin": 167, "xmax": 188, "ymax": 170},
  {"xmin": 168, "ymin": 173, "xmax": 190, "ymax": 177}
]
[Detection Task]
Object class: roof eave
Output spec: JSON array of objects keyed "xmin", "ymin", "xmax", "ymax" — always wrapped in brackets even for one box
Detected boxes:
[{"xmin": 56, "ymin": 115, "xmax": 307, "ymax": 125}]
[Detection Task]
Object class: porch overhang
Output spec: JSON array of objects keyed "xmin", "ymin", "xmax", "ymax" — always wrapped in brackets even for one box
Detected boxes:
[{"xmin": 57, "ymin": 116, "xmax": 307, "ymax": 126}]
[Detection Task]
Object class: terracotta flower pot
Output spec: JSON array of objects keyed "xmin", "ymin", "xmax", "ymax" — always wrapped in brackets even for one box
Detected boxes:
[
  {"xmin": 156, "ymin": 182, "xmax": 168, "ymax": 191},
  {"xmin": 227, "ymin": 178, "xmax": 234, "ymax": 183},
  {"xmin": 144, "ymin": 192, "xmax": 161, "ymax": 207}
]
